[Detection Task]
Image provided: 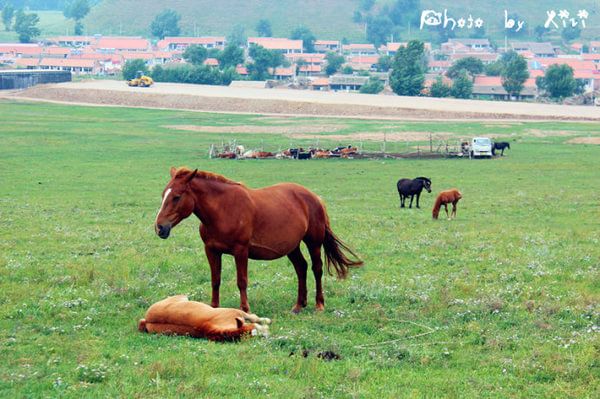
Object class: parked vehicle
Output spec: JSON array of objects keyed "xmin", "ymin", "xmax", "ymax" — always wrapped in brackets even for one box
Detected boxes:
[{"xmin": 469, "ymin": 137, "xmax": 493, "ymax": 158}]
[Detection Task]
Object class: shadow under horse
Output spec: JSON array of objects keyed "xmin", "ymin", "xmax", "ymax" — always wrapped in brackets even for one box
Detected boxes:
[{"xmin": 397, "ymin": 177, "xmax": 432, "ymax": 209}]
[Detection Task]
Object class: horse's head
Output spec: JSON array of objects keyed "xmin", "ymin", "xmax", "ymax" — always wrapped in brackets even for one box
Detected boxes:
[
  {"xmin": 155, "ymin": 167, "xmax": 198, "ymax": 239},
  {"xmin": 417, "ymin": 177, "xmax": 432, "ymax": 193}
]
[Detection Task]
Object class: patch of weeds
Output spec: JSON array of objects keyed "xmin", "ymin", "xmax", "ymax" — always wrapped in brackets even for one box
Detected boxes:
[{"xmin": 76, "ymin": 363, "xmax": 108, "ymax": 383}]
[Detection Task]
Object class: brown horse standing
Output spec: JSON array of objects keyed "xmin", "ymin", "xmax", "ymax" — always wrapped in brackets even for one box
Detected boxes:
[
  {"xmin": 155, "ymin": 167, "xmax": 363, "ymax": 313},
  {"xmin": 432, "ymin": 189, "xmax": 462, "ymax": 220}
]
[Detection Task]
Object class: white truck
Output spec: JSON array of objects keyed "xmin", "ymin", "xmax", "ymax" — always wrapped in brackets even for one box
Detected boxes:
[{"xmin": 469, "ymin": 137, "xmax": 493, "ymax": 158}]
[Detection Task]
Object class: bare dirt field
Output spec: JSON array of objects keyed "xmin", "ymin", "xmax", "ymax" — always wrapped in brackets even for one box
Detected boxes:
[
  {"xmin": 566, "ymin": 137, "xmax": 600, "ymax": 144},
  {"xmin": 5, "ymin": 80, "xmax": 600, "ymax": 122},
  {"xmin": 163, "ymin": 124, "xmax": 347, "ymax": 134}
]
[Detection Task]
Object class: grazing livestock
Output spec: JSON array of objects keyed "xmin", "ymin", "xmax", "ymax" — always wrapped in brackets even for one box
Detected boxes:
[
  {"xmin": 492, "ymin": 142, "xmax": 511, "ymax": 156},
  {"xmin": 314, "ymin": 150, "xmax": 332, "ymax": 159},
  {"xmin": 340, "ymin": 147, "xmax": 358, "ymax": 157},
  {"xmin": 432, "ymin": 189, "xmax": 462, "ymax": 220},
  {"xmin": 218, "ymin": 152, "xmax": 236, "ymax": 159},
  {"xmin": 138, "ymin": 295, "xmax": 270, "ymax": 341},
  {"xmin": 397, "ymin": 177, "xmax": 432, "ymax": 209},
  {"xmin": 241, "ymin": 150, "xmax": 275, "ymax": 159},
  {"xmin": 250, "ymin": 151, "xmax": 274, "ymax": 158},
  {"xmin": 155, "ymin": 167, "xmax": 363, "ymax": 313}
]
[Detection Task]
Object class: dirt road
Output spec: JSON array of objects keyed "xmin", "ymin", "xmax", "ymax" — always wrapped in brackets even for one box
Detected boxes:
[{"xmin": 5, "ymin": 80, "xmax": 600, "ymax": 121}]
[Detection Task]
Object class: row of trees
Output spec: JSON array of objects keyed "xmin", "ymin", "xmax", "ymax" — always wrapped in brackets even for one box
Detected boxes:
[
  {"xmin": 123, "ymin": 40, "xmax": 291, "ymax": 85},
  {"xmin": 123, "ymin": 58, "xmax": 236, "ymax": 86},
  {"xmin": 430, "ymin": 52, "xmax": 530, "ymax": 99},
  {"xmin": 2, "ymin": 6, "xmax": 40, "ymax": 43},
  {"xmin": 388, "ymin": 41, "xmax": 534, "ymax": 100}
]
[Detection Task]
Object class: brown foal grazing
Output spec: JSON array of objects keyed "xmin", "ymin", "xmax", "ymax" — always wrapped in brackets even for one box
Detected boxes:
[
  {"xmin": 432, "ymin": 189, "xmax": 462, "ymax": 220},
  {"xmin": 154, "ymin": 167, "xmax": 363, "ymax": 313},
  {"xmin": 138, "ymin": 295, "xmax": 270, "ymax": 341}
]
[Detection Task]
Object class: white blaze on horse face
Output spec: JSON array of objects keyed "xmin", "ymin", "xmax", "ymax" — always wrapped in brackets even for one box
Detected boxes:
[{"xmin": 156, "ymin": 188, "xmax": 172, "ymax": 224}]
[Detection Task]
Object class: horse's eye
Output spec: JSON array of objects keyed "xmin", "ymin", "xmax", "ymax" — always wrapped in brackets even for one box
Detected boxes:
[{"xmin": 173, "ymin": 195, "xmax": 181, "ymax": 202}]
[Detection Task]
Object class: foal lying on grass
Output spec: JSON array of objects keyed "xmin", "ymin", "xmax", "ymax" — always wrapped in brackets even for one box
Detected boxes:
[{"xmin": 138, "ymin": 295, "xmax": 271, "ymax": 341}]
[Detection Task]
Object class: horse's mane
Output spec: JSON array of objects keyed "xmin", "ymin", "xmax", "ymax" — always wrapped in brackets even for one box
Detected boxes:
[
  {"xmin": 415, "ymin": 177, "xmax": 431, "ymax": 183},
  {"xmin": 175, "ymin": 167, "xmax": 242, "ymax": 186}
]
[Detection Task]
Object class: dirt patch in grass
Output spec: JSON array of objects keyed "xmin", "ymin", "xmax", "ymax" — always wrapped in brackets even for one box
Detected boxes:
[
  {"xmin": 291, "ymin": 131, "xmax": 456, "ymax": 142},
  {"xmin": 482, "ymin": 123, "xmax": 522, "ymax": 128},
  {"xmin": 525, "ymin": 129, "xmax": 579, "ymax": 137},
  {"xmin": 566, "ymin": 137, "xmax": 600, "ymax": 144},
  {"xmin": 163, "ymin": 124, "xmax": 346, "ymax": 134}
]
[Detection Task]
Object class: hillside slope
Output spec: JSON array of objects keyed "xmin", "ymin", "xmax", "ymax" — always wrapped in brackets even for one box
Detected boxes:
[{"xmin": 85, "ymin": 0, "xmax": 600, "ymax": 42}]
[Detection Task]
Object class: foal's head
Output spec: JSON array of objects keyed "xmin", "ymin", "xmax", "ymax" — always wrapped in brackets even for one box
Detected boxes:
[{"xmin": 155, "ymin": 167, "xmax": 198, "ymax": 239}]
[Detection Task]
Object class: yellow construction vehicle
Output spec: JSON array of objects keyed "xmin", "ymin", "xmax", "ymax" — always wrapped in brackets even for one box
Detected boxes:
[{"xmin": 127, "ymin": 71, "xmax": 153, "ymax": 87}]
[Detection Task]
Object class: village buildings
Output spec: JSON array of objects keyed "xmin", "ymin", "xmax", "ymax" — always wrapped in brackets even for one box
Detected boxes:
[{"xmin": 1, "ymin": 33, "xmax": 599, "ymax": 97}]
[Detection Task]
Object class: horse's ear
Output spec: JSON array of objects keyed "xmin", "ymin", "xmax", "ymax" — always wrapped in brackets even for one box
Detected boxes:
[
  {"xmin": 185, "ymin": 169, "xmax": 198, "ymax": 184},
  {"xmin": 170, "ymin": 167, "xmax": 177, "ymax": 178},
  {"xmin": 235, "ymin": 317, "xmax": 244, "ymax": 328}
]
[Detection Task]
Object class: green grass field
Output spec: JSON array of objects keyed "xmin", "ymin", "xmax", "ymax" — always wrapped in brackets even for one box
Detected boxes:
[{"xmin": 0, "ymin": 100, "xmax": 598, "ymax": 398}]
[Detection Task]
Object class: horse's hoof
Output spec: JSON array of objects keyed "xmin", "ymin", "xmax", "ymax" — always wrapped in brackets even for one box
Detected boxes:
[
  {"xmin": 252, "ymin": 323, "xmax": 270, "ymax": 338},
  {"xmin": 315, "ymin": 304, "xmax": 325, "ymax": 312},
  {"xmin": 291, "ymin": 305, "xmax": 303, "ymax": 314},
  {"xmin": 259, "ymin": 317, "xmax": 271, "ymax": 325}
]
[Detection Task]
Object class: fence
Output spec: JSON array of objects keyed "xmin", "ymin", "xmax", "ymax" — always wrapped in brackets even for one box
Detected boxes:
[{"xmin": 0, "ymin": 70, "xmax": 71, "ymax": 90}]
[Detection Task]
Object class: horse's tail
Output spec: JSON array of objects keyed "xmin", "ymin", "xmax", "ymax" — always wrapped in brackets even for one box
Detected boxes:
[
  {"xmin": 323, "ymin": 224, "xmax": 363, "ymax": 279},
  {"xmin": 432, "ymin": 195, "xmax": 443, "ymax": 219}
]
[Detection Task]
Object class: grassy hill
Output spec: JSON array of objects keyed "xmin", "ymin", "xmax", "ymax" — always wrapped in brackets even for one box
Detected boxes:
[
  {"xmin": 0, "ymin": 2, "xmax": 597, "ymax": 44},
  {"xmin": 84, "ymin": 0, "xmax": 600, "ymax": 43},
  {"xmin": 0, "ymin": 11, "xmax": 74, "ymax": 43}
]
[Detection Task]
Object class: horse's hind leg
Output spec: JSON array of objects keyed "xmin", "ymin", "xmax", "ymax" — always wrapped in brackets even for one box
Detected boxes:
[
  {"xmin": 399, "ymin": 194, "xmax": 405, "ymax": 208},
  {"xmin": 409, "ymin": 195, "xmax": 414, "ymax": 208},
  {"xmin": 307, "ymin": 244, "xmax": 325, "ymax": 311},
  {"xmin": 240, "ymin": 311, "xmax": 271, "ymax": 325},
  {"xmin": 288, "ymin": 246, "xmax": 308, "ymax": 313}
]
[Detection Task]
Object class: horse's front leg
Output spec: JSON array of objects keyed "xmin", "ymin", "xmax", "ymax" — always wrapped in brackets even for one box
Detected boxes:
[
  {"xmin": 205, "ymin": 247, "xmax": 222, "ymax": 308},
  {"xmin": 233, "ymin": 248, "xmax": 250, "ymax": 312},
  {"xmin": 416, "ymin": 193, "xmax": 421, "ymax": 209},
  {"xmin": 444, "ymin": 204, "xmax": 449, "ymax": 219},
  {"xmin": 452, "ymin": 202, "xmax": 458, "ymax": 219}
]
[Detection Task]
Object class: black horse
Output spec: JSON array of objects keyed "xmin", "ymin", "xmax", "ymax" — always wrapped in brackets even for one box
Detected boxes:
[
  {"xmin": 397, "ymin": 177, "xmax": 432, "ymax": 209},
  {"xmin": 492, "ymin": 142, "xmax": 511, "ymax": 156}
]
